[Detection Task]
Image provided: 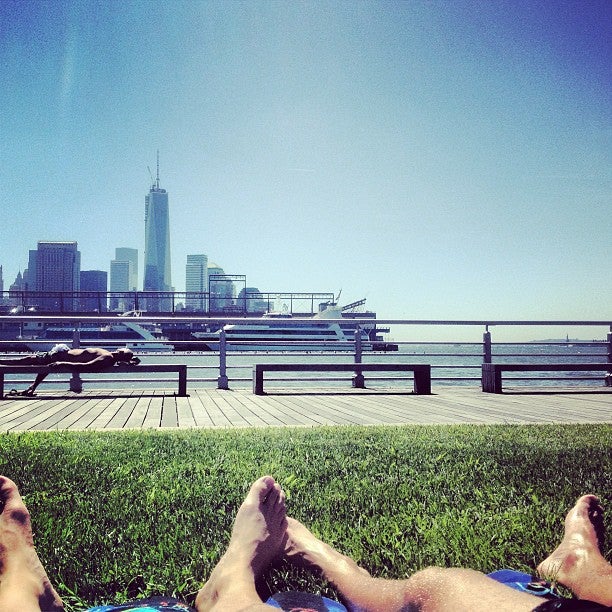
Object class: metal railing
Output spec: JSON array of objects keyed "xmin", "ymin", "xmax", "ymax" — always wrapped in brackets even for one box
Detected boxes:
[
  {"xmin": 0, "ymin": 314, "xmax": 610, "ymax": 390},
  {"xmin": 1, "ymin": 290, "xmax": 335, "ymax": 316}
]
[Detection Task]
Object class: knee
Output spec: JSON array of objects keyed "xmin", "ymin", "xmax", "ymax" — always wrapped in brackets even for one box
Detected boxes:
[
  {"xmin": 407, "ymin": 566, "xmax": 484, "ymax": 605},
  {"xmin": 399, "ymin": 566, "xmax": 451, "ymax": 608},
  {"xmin": 411, "ymin": 566, "xmax": 450, "ymax": 587}
]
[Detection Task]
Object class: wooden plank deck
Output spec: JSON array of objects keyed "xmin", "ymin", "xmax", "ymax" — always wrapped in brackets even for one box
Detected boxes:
[{"xmin": 0, "ymin": 386, "xmax": 609, "ymax": 431}]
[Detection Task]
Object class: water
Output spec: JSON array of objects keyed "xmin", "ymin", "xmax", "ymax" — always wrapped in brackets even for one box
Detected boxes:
[{"xmin": 63, "ymin": 342, "xmax": 609, "ymax": 390}]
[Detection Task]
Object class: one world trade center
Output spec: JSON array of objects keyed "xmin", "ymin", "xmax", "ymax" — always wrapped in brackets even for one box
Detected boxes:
[{"xmin": 144, "ymin": 154, "xmax": 172, "ymax": 309}]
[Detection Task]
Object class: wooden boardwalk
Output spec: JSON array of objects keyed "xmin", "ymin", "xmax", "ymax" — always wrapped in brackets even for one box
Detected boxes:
[{"xmin": 0, "ymin": 386, "xmax": 609, "ymax": 431}]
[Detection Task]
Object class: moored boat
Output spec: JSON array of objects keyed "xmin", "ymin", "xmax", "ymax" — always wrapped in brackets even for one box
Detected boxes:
[{"xmin": 193, "ymin": 301, "xmax": 397, "ymax": 351}]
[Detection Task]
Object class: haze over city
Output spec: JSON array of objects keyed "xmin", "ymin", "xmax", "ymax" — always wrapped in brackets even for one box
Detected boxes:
[{"xmin": 1, "ymin": 0, "xmax": 610, "ymax": 341}]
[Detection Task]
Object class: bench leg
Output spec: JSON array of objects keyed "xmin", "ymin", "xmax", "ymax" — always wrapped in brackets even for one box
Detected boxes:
[
  {"xmin": 253, "ymin": 368, "xmax": 264, "ymax": 395},
  {"xmin": 413, "ymin": 367, "xmax": 431, "ymax": 394},
  {"xmin": 493, "ymin": 369, "xmax": 503, "ymax": 393},
  {"xmin": 178, "ymin": 367, "xmax": 187, "ymax": 396},
  {"xmin": 352, "ymin": 368, "xmax": 365, "ymax": 389},
  {"xmin": 70, "ymin": 373, "xmax": 83, "ymax": 393},
  {"xmin": 482, "ymin": 365, "xmax": 502, "ymax": 393},
  {"xmin": 0, "ymin": 373, "xmax": 4, "ymax": 399}
]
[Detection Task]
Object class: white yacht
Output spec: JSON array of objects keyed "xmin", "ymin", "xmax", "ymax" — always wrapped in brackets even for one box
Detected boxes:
[{"xmin": 193, "ymin": 301, "xmax": 395, "ymax": 352}]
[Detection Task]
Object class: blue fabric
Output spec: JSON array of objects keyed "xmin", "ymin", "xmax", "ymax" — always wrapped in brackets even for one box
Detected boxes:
[
  {"xmin": 266, "ymin": 591, "xmax": 347, "ymax": 611},
  {"xmin": 488, "ymin": 569, "xmax": 560, "ymax": 598},
  {"xmin": 86, "ymin": 596, "xmax": 195, "ymax": 612}
]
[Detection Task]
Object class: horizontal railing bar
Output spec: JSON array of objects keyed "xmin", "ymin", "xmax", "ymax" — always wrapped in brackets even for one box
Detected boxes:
[
  {"xmin": 491, "ymin": 342, "xmax": 607, "ymax": 346},
  {"xmin": 2, "ymin": 315, "xmax": 611, "ymax": 326},
  {"xmin": 492, "ymin": 354, "xmax": 606, "ymax": 358}
]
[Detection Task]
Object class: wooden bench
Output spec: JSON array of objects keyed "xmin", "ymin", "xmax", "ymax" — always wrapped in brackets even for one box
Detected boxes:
[
  {"xmin": 0, "ymin": 364, "xmax": 188, "ymax": 398},
  {"xmin": 482, "ymin": 363, "xmax": 611, "ymax": 393},
  {"xmin": 253, "ymin": 363, "xmax": 431, "ymax": 395}
]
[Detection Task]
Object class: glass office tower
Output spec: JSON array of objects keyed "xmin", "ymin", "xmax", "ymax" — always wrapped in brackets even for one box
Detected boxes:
[{"xmin": 143, "ymin": 157, "xmax": 172, "ymax": 310}]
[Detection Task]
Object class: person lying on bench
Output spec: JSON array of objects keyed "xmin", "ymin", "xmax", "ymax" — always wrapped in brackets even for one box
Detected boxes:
[{"xmin": 0, "ymin": 344, "xmax": 140, "ymax": 396}]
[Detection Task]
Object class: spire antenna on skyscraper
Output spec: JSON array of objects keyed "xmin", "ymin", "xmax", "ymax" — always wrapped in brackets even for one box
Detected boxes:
[{"xmin": 156, "ymin": 149, "xmax": 160, "ymax": 190}]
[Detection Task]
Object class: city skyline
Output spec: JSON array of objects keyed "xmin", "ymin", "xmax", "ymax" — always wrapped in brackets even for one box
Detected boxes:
[{"xmin": 1, "ymin": 1, "xmax": 610, "ymax": 341}]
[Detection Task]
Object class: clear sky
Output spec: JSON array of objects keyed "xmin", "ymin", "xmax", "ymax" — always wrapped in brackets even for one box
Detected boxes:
[{"xmin": 1, "ymin": 0, "xmax": 610, "ymax": 340}]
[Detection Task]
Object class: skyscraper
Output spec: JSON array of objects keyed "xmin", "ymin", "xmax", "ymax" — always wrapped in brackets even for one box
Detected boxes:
[
  {"xmin": 32, "ymin": 241, "xmax": 81, "ymax": 311},
  {"xmin": 110, "ymin": 260, "xmax": 131, "ymax": 311},
  {"xmin": 79, "ymin": 270, "xmax": 108, "ymax": 312},
  {"xmin": 115, "ymin": 247, "xmax": 138, "ymax": 291},
  {"xmin": 144, "ymin": 155, "xmax": 172, "ymax": 297},
  {"xmin": 186, "ymin": 254, "xmax": 208, "ymax": 311},
  {"xmin": 110, "ymin": 248, "xmax": 138, "ymax": 311}
]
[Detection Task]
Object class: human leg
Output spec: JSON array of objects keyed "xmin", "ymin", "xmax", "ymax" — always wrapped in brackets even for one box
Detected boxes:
[
  {"xmin": 195, "ymin": 476, "xmax": 287, "ymax": 612},
  {"xmin": 0, "ymin": 476, "xmax": 64, "ymax": 612},
  {"xmin": 0, "ymin": 354, "xmax": 49, "ymax": 395},
  {"xmin": 23, "ymin": 372, "xmax": 49, "ymax": 395},
  {"xmin": 284, "ymin": 517, "xmax": 543, "ymax": 612},
  {"xmin": 537, "ymin": 495, "xmax": 611, "ymax": 606}
]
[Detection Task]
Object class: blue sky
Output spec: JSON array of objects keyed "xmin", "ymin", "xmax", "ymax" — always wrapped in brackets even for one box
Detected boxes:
[{"xmin": 1, "ymin": 0, "xmax": 610, "ymax": 340}]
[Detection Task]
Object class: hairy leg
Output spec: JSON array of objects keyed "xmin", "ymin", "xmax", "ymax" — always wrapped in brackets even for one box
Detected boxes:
[
  {"xmin": 195, "ymin": 476, "xmax": 287, "ymax": 612},
  {"xmin": 284, "ymin": 517, "xmax": 541, "ymax": 612},
  {"xmin": 0, "ymin": 476, "xmax": 64, "ymax": 612},
  {"xmin": 538, "ymin": 494, "xmax": 611, "ymax": 606}
]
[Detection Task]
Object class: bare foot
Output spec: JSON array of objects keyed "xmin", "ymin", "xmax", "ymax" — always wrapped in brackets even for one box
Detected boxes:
[
  {"xmin": 195, "ymin": 476, "xmax": 287, "ymax": 611},
  {"xmin": 285, "ymin": 517, "xmax": 371, "ymax": 577},
  {"xmin": 537, "ymin": 494, "xmax": 612, "ymax": 605},
  {"xmin": 0, "ymin": 476, "xmax": 64, "ymax": 611}
]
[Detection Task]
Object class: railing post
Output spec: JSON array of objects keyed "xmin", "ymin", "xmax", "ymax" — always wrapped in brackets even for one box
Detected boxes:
[
  {"xmin": 217, "ymin": 329, "xmax": 229, "ymax": 390},
  {"xmin": 606, "ymin": 331, "xmax": 612, "ymax": 386},
  {"xmin": 70, "ymin": 325, "xmax": 83, "ymax": 393},
  {"xmin": 483, "ymin": 326, "xmax": 492, "ymax": 364},
  {"xmin": 353, "ymin": 327, "xmax": 365, "ymax": 388}
]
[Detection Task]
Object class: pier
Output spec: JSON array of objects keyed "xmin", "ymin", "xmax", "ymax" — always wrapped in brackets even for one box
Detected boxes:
[
  {"xmin": 0, "ymin": 385, "xmax": 609, "ymax": 431},
  {"xmin": 1, "ymin": 311, "xmax": 610, "ymax": 431}
]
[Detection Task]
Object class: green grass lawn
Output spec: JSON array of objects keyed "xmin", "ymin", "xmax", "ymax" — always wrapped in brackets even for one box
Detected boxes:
[{"xmin": 1, "ymin": 424, "xmax": 610, "ymax": 610}]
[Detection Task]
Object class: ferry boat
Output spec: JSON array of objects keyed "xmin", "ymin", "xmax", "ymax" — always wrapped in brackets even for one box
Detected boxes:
[
  {"xmin": 193, "ymin": 301, "xmax": 397, "ymax": 352},
  {"xmin": 31, "ymin": 313, "xmax": 173, "ymax": 353}
]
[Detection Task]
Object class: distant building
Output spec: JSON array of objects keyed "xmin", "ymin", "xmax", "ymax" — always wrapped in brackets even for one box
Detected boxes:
[
  {"xmin": 143, "ymin": 154, "xmax": 171, "ymax": 310},
  {"xmin": 31, "ymin": 241, "xmax": 81, "ymax": 311},
  {"xmin": 237, "ymin": 287, "xmax": 267, "ymax": 313},
  {"xmin": 110, "ymin": 260, "xmax": 133, "ymax": 311},
  {"xmin": 208, "ymin": 263, "xmax": 234, "ymax": 312},
  {"xmin": 114, "ymin": 247, "xmax": 138, "ymax": 291},
  {"xmin": 185, "ymin": 254, "xmax": 208, "ymax": 311},
  {"xmin": 109, "ymin": 247, "xmax": 138, "ymax": 311},
  {"xmin": 9, "ymin": 271, "xmax": 24, "ymax": 293},
  {"xmin": 0, "ymin": 266, "xmax": 5, "ymax": 309},
  {"xmin": 79, "ymin": 270, "xmax": 108, "ymax": 312},
  {"xmin": 7, "ymin": 271, "xmax": 24, "ymax": 308}
]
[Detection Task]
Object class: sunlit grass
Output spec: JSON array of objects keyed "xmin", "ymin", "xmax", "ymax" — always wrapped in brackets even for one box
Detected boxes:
[{"xmin": 1, "ymin": 424, "xmax": 610, "ymax": 610}]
